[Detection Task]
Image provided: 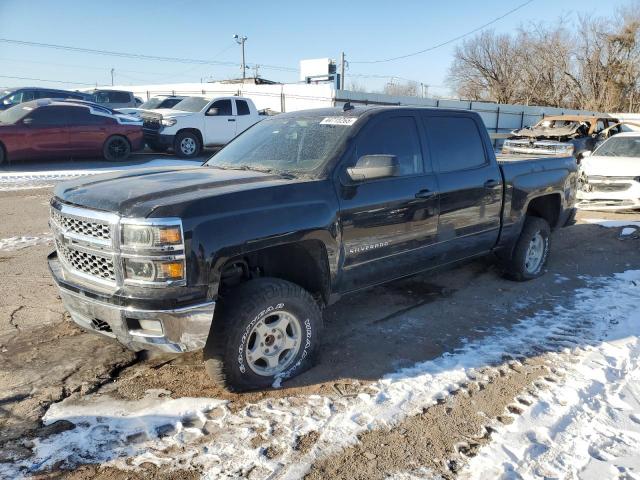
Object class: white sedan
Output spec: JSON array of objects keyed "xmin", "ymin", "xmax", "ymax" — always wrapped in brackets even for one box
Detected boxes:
[{"xmin": 577, "ymin": 132, "xmax": 640, "ymax": 211}]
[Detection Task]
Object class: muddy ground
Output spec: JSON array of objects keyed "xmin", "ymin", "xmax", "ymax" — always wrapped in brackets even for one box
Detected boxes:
[{"xmin": 1, "ymin": 178, "xmax": 640, "ymax": 478}]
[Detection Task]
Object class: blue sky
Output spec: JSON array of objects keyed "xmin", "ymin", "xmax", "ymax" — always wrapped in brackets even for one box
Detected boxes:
[{"xmin": 0, "ymin": 0, "xmax": 633, "ymax": 94}]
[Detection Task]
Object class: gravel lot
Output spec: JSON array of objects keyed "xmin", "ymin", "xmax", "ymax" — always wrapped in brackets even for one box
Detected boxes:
[{"xmin": 1, "ymin": 157, "xmax": 639, "ymax": 479}]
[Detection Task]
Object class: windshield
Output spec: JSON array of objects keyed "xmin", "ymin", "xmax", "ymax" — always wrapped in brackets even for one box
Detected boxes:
[
  {"xmin": 534, "ymin": 120, "xmax": 580, "ymax": 129},
  {"xmin": 172, "ymin": 97, "xmax": 209, "ymax": 112},
  {"xmin": 593, "ymin": 136, "xmax": 640, "ymax": 158},
  {"xmin": 0, "ymin": 104, "xmax": 32, "ymax": 124},
  {"xmin": 205, "ymin": 115, "xmax": 355, "ymax": 175},
  {"xmin": 139, "ymin": 98, "xmax": 163, "ymax": 109}
]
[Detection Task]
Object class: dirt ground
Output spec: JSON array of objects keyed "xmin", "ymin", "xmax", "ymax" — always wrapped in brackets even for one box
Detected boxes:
[{"xmin": 1, "ymin": 177, "xmax": 640, "ymax": 478}]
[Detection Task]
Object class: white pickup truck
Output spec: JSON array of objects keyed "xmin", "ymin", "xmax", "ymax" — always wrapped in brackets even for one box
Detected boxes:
[{"xmin": 141, "ymin": 96, "xmax": 262, "ymax": 157}]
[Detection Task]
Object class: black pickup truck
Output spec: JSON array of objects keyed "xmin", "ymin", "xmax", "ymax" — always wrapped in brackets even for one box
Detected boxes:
[{"xmin": 48, "ymin": 106, "xmax": 577, "ymax": 391}]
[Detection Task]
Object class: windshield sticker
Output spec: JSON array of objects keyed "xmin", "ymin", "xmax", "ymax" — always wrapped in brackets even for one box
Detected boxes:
[{"xmin": 320, "ymin": 117, "xmax": 357, "ymax": 126}]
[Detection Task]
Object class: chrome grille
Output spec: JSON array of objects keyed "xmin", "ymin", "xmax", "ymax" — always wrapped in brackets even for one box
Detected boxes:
[
  {"xmin": 591, "ymin": 183, "xmax": 631, "ymax": 193},
  {"xmin": 51, "ymin": 208, "xmax": 111, "ymax": 241},
  {"xmin": 56, "ymin": 239, "xmax": 116, "ymax": 281}
]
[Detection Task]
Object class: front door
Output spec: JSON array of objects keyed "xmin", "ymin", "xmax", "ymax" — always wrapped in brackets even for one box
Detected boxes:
[
  {"xmin": 204, "ymin": 99, "xmax": 237, "ymax": 145},
  {"xmin": 337, "ymin": 114, "xmax": 440, "ymax": 292},
  {"xmin": 422, "ymin": 113, "xmax": 503, "ymax": 262}
]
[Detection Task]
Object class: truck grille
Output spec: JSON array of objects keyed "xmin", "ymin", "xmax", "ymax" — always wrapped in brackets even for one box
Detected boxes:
[
  {"xmin": 50, "ymin": 203, "xmax": 119, "ymax": 286},
  {"xmin": 56, "ymin": 240, "xmax": 116, "ymax": 281},
  {"xmin": 51, "ymin": 208, "xmax": 111, "ymax": 241}
]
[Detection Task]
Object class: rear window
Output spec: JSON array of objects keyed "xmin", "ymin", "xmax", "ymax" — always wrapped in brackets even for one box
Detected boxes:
[
  {"xmin": 424, "ymin": 116, "xmax": 486, "ymax": 172},
  {"xmin": 236, "ymin": 100, "xmax": 250, "ymax": 115}
]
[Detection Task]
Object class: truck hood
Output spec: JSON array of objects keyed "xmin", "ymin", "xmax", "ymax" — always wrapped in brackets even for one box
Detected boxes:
[
  {"xmin": 54, "ymin": 166, "xmax": 291, "ymax": 217},
  {"xmin": 582, "ymin": 156, "xmax": 640, "ymax": 177}
]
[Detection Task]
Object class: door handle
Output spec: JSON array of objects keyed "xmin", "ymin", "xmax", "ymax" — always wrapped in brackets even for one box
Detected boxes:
[
  {"xmin": 227, "ymin": 118, "xmax": 236, "ymax": 122},
  {"xmin": 484, "ymin": 179, "xmax": 500, "ymax": 188},
  {"xmin": 415, "ymin": 189, "xmax": 436, "ymax": 199}
]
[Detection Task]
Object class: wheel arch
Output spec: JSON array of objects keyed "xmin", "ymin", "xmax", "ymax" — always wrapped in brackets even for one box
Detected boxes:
[
  {"xmin": 524, "ymin": 193, "xmax": 562, "ymax": 229},
  {"xmin": 213, "ymin": 239, "xmax": 331, "ymax": 305},
  {"xmin": 176, "ymin": 128, "xmax": 203, "ymax": 147}
]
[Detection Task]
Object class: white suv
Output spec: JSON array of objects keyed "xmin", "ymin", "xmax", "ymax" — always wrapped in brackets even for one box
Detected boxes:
[{"xmin": 141, "ymin": 96, "xmax": 262, "ymax": 157}]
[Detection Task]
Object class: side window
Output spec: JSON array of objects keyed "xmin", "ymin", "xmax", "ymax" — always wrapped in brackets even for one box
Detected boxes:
[
  {"xmin": 236, "ymin": 100, "xmax": 250, "ymax": 116},
  {"xmin": 210, "ymin": 99, "xmax": 232, "ymax": 116},
  {"xmin": 596, "ymin": 120, "xmax": 606, "ymax": 133},
  {"xmin": 109, "ymin": 91, "xmax": 132, "ymax": 103},
  {"xmin": 67, "ymin": 107, "xmax": 113, "ymax": 125},
  {"xmin": 424, "ymin": 116, "xmax": 486, "ymax": 172},
  {"xmin": 27, "ymin": 106, "xmax": 69, "ymax": 126},
  {"xmin": 21, "ymin": 90, "xmax": 37, "ymax": 101},
  {"xmin": 355, "ymin": 116, "xmax": 424, "ymax": 176}
]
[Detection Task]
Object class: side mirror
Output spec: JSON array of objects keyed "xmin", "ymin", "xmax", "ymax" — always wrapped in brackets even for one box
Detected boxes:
[
  {"xmin": 206, "ymin": 107, "xmax": 219, "ymax": 116},
  {"xmin": 347, "ymin": 154, "xmax": 399, "ymax": 182},
  {"xmin": 22, "ymin": 118, "xmax": 33, "ymax": 125}
]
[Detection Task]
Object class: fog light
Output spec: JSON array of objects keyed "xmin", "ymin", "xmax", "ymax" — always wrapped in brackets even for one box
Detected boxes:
[{"xmin": 138, "ymin": 319, "xmax": 163, "ymax": 334}]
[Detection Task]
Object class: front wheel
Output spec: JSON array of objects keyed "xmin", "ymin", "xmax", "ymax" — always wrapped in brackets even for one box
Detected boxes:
[
  {"xmin": 503, "ymin": 216, "xmax": 551, "ymax": 281},
  {"xmin": 173, "ymin": 131, "xmax": 201, "ymax": 158},
  {"xmin": 103, "ymin": 136, "xmax": 131, "ymax": 162},
  {"xmin": 204, "ymin": 278, "xmax": 322, "ymax": 392}
]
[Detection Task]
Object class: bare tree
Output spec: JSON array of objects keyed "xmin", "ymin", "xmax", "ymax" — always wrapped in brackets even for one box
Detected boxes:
[
  {"xmin": 347, "ymin": 80, "xmax": 369, "ymax": 93},
  {"xmin": 446, "ymin": 2, "xmax": 640, "ymax": 112},
  {"xmin": 383, "ymin": 79, "xmax": 419, "ymax": 97}
]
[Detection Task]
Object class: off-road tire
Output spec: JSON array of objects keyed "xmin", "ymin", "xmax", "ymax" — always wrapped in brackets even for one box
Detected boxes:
[
  {"xmin": 103, "ymin": 135, "xmax": 131, "ymax": 162},
  {"xmin": 173, "ymin": 131, "xmax": 201, "ymax": 158},
  {"xmin": 503, "ymin": 216, "xmax": 551, "ymax": 281},
  {"xmin": 204, "ymin": 278, "xmax": 323, "ymax": 392}
]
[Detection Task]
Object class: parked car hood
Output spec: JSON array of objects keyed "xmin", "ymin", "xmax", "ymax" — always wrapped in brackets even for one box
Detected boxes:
[
  {"xmin": 582, "ymin": 156, "xmax": 640, "ymax": 177},
  {"xmin": 54, "ymin": 166, "xmax": 292, "ymax": 217},
  {"xmin": 511, "ymin": 124, "xmax": 580, "ymax": 139}
]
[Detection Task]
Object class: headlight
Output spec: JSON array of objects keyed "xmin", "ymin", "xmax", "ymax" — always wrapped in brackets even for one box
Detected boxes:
[
  {"xmin": 555, "ymin": 144, "xmax": 575, "ymax": 156},
  {"xmin": 120, "ymin": 219, "xmax": 185, "ymax": 286},
  {"xmin": 121, "ymin": 223, "xmax": 182, "ymax": 250},
  {"xmin": 161, "ymin": 118, "xmax": 177, "ymax": 127},
  {"xmin": 124, "ymin": 258, "xmax": 185, "ymax": 283}
]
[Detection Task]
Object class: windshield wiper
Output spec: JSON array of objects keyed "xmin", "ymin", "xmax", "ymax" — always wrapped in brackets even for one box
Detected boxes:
[{"xmin": 208, "ymin": 164, "xmax": 297, "ymax": 178}]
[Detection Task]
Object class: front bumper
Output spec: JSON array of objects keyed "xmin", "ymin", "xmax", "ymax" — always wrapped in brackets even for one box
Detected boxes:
[
  {"xmin": 50, "ymin": 254, "xmax": 215, "ymax": 353},
  {"xmin": 143, "ymin": 129, "xmax": 174, "ymax": 148},
  {"xmin": 577, "ymin": 180, "xmax": 640, "ymax": 211}
]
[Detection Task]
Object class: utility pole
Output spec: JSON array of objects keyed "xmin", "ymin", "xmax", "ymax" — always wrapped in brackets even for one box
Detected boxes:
[
  {"xmin": 233, "ymin": 34, "xmax": 248, "ymax": 79},
  {"xmin": 110, "ymin": 68, "xmax": 114, "ymax": 86},
  {"xmin": 340, "ymin": 52, "xmax": 345, "ymax": 90}
]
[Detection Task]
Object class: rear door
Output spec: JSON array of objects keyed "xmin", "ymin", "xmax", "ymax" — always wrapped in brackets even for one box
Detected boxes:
[
  {"xmin": 66, "ymin": 106, "xmax": 115, "ymax": 155},
  {"xmin": 23, "ymin": 106, "xmax": 72, "ymax": 158},
  {"xmin": 204, "ymin": 99, "xmax": 237, "ymax": 145},
  {"xmin": 234, "ymin": 99, "xmax": 255, "ymax": 134},
  {"xmin": 422, "ymin": 113, "xmax": 502, "ymax": 262},
  {"xmin": 337, "ymin": 113, "xmax": 440, "ymax": 292}
]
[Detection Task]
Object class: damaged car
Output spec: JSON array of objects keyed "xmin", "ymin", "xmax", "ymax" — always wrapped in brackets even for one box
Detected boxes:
[
  {"xmin": 577, "ymin": 132, "xmax": 640, "ymax": 211},
  {"xmin": 502, "ymin": 115, "xmax": 620, "ymax": 160}
]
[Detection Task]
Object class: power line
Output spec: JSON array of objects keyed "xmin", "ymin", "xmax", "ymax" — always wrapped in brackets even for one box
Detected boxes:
[
  {"xmin": 0, "ymin": 74, "xmax": 94, "ymax": 86},
  {"xmin": 351, "ymin": 0, "xmax": 535, "ymax": 64},
  {"xmin": 0, "ymin": 38, "xmax": 298, "ymax": 73}
]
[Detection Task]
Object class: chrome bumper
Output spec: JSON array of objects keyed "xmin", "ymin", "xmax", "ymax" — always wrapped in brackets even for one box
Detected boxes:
[{"xmin": 59, "ymin": 288, "xmax": 215, "ymax": 353}]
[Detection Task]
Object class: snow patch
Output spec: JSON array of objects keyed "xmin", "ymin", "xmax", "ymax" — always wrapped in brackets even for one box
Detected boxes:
[
  {"xmin": 584, "ymin": 218, "xmax": 640, "ymax": 229},
  {"xmin": 461, "ymin": 270, "xmax": 640, "ymax": 479},
  {"xmin": 3, "ymin": 271, "xmax": 640, "ymax": 479},
  {"xmin": 0, "ymin": 234, "xmax": 53, "ymax": 252}
]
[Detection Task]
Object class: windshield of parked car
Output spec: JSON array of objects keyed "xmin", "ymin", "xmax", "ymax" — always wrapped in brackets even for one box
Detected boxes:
[
  {"xmin": 0, "ymin": 104, "xmax": 32, "ymax": 124},
  {"xmin": 593, "ymin": 136, "xmax": 640, "ymax": 158},
  {"xmin": 172, "ymin": 97, "xmax": 209, "ymax": 112},
  {"xmin": 205, "ymin": 114, "xmax": 355, "ymax": 175}
]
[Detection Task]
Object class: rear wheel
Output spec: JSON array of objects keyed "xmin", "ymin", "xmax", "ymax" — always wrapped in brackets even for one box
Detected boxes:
[
  {"xmin": 103, "ymin": 136, "xmax": 131, "ymax": 162},
  {"xmin": 204, "ymin": 278, "xmax": 322, "ymax": 391},
  {"xmin": 503, "ymin": 216, "xmax": 551, "ymax": 281},
  {"xmin": 173, "ymin": 131, "xmax": 201, "ymax": 158}
]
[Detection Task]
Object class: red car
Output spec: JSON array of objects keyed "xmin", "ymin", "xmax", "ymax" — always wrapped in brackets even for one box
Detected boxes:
[{"xmin": 0, "ymin": 99, "xmax": 144, "ymax": 164}]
